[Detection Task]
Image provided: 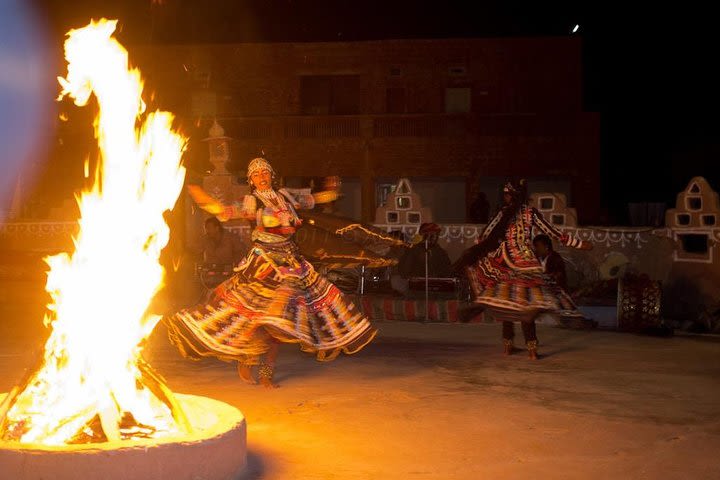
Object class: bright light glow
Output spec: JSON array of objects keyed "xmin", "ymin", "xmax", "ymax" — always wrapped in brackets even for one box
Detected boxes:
[
  {"xmin": 1, "ymin": 19, "xmax": 187, "ymax": 445},
  {"xmin": 572, "ymin": 24, "xmax": 580, "ymax": 33}
]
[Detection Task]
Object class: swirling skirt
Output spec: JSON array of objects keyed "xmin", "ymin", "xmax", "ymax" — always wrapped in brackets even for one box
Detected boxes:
[
  {"xmin": 466, "ymin": 252, "xmax": 581, "ymax": 321},
  {"xmin": 165, "ymin": 239, "xmax": 377, "ymax": 363}
]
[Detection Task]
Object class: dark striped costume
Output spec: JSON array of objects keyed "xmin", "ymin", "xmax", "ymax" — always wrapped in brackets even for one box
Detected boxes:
[
  {"xmin": 467, "ymin": 204, "xmax": 585, "ymax": 319},
  {"xmin": 166, "ymin": 187, "xmax": 377, "ymax": 364}
]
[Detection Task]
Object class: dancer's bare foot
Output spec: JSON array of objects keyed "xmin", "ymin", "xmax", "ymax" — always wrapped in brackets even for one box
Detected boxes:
[
  {"xmin": 258, "ymin": 364, "xmax": 277, "ymax": 389},
  {"xmin": 527, "ymin": 341, "xmax": 539, "ymax": 360},
  {"xmin": 503, "ymin": 340, "xmax": 515, "ymax": 355},
  {"xmin": 237, "ymin": 363, "xmax": 256, "ymax": 384},
  {"xmin": 259, "ymin": 376, "xmax": 278, "ymax": 389}
]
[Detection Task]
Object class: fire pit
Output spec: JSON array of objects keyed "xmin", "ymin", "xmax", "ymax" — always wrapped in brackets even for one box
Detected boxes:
[
  {"xmin": 0, "ymin": 19, "xmax": 246, "ymax": 479},
  {"xmin": 0, "ymin": 393, "xmax": 246, "ymax": 480}
]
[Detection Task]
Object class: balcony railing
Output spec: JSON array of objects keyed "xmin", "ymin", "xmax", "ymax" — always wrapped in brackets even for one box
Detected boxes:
[
  {"xmin": 212, "ymin": 112, "xmax": 592, "ymax": 141},
  {"xmin": 283, "ymin": 117, "xmax": 360, "ymax": 138},
  {"xmin": 373, "ymin": 115, "xmax": 471, "ymax": 137}
]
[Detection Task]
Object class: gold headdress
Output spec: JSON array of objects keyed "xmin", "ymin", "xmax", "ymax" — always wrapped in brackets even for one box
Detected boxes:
[{"xmin": 246, "ymin": 157, "xmax": 274, "ymax": 183}]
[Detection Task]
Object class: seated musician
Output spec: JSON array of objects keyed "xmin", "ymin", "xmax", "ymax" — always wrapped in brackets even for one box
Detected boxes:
[
  {"xmin": 398, "ymin": 222, "xmax": 453, "ymax": 279},
  {"xmin": 202, "ymin": 216, "xmax": 248, "ymax": 268},
  {"xmin": 532, "ymin": 234, "xmax": 568, "ymax": 290}
]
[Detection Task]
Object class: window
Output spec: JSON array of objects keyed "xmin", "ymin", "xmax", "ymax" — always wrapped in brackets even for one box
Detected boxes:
[
  {"xmin": 300, "ymin": 75, "xmax": 360, "ymax": 115},
  {"xmin": 551, "ymin": 214, "xmax": 566, "ymax": 226},
  {"xmin": 332, "ymin": 75, "xmax": 361, "ymax": 114},
  {"xmin": 396, "ymin": 196, "xmax": 411, "ymax": 210},
  {"xmin": 674, "ymin": 232, "xmax": 713, "ymax": 263},
  {"xmin": 300, "ymin": 76, "xmax": 331, "ymax": 114},
  {"xmin": 448, "ymin": 66, "xmax": 467, "ymax": 76},
  {"xmin": 386, "ymin": 87, "xmax": 406, "ymax": 113},
  {"xmin": 689, "ymin": 183, "xmax": 700, "ymax": 193},
  {"xmin": 407, "ymin": 212, "xmax": 421, "ymax": 224},
  {"xmin": 702, "ymin": 214, "xmax": 716, "ymax": 226},
  {"xmin": 376, "ymin": 183, "xmax": 396, "ymax": 208},
  {"xmin": 679, "ymin": 234, "xmax": 709, "ymax": 254},
  {"xmin": 445, "ymin": 87, "xmax": 472, "ymax": 113},
  {"xmin": 386, "ymin": 212, "xmax": 399, "ymax": 223},
  {"xmin": 676, "ymin": 214, "xmax": 691, "ymax": 226},
  {"xmin": 539, "ymin": 197, "xmax": 554, "ymax": 210},
  {"xmin": 686, "ymin": 197, "xmax": 702, "ymax": 211}
]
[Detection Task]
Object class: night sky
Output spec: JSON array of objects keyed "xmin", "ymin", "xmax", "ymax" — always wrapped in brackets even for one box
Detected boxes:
[{"xmin": 34, "ymin": 1, "xmax": 720, "ymax": 223}]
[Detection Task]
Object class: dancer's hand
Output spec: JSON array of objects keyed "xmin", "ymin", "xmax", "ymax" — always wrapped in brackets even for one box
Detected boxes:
[
  {"xmin": 313, "ymin": 190, "xmax": 339, "ymax": 204},
  {"xmin": 187, "ymin": 184, "xmax": 224, "ymax": 215},
  {"xmin": 217, "ymin": 206, "xmax": 233, "ymax": 222}
]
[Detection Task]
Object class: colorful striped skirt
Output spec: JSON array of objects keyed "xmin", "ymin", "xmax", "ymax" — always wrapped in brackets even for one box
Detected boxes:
[
  {"xmin": 466, "ymin": 251, "xmax": 581, "ymax": 321},
  {"xmin": 165, "ymin": 239, "xmax": 377, "ymax": 363}
]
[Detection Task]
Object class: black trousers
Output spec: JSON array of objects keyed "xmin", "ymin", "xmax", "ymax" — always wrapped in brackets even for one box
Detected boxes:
[{"xmin": 502, "ymin": 320, "xmax": 537, "ymax": 343}]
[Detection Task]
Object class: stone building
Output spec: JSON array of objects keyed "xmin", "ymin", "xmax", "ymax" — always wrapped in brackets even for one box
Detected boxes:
[{"xmin": 129, "ymin": 36, "xmax": 600, "ymax": 223}]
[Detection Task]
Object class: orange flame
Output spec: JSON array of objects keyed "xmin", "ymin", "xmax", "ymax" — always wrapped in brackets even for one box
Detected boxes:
[{"xmin": 2, "ymin": 19, "xmax": 186, "ymax": 445}]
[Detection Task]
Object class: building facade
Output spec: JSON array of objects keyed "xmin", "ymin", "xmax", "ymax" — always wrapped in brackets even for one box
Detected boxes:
[{"xmin": 132, "ymin": 37, "xmax": 599, "ymax": 223}]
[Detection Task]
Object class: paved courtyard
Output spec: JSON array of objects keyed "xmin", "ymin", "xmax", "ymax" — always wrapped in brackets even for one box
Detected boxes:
[{"xmin": 1, "ymin": 305, "xmax": 719, "ymax": 479}]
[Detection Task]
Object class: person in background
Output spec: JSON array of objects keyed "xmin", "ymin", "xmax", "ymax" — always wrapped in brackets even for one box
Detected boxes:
[
  {"xmin": 202, "ymin": 216, "xmax": 248, "ymax": 266},
  {"xmin": 532, "ymin": 234, "xmax": 568, "ymax": 290},
  {"xmin": 468, "ymin": 191, "xmax": 490, "ymax": 224},
  {"xmin": 455, "ymin": 180, "xmax": 593, "ymax": 360},
  {"xmin": 398, "ymin": 222, "xmax": 452, "ymax": 279}
]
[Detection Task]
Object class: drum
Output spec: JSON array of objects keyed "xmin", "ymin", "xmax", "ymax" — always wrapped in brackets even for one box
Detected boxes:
[{"xmin": 617, "ymin": 274, "xmax": 662, "ymax": 332}]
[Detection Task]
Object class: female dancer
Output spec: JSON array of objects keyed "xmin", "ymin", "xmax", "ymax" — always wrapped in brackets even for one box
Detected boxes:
[
  {"xmin": 166, "ymin": 157, "xmax": 377, "ymax": 387},
  {"xmin": 456, "ymin": 180, "xmax": 592, "ymax": 359}
]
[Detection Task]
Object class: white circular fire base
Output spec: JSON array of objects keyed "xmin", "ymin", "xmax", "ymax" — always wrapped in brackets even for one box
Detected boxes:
[{"xmin": 0, "ymin": 393, "xmax": 247, "ymax": 480}]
